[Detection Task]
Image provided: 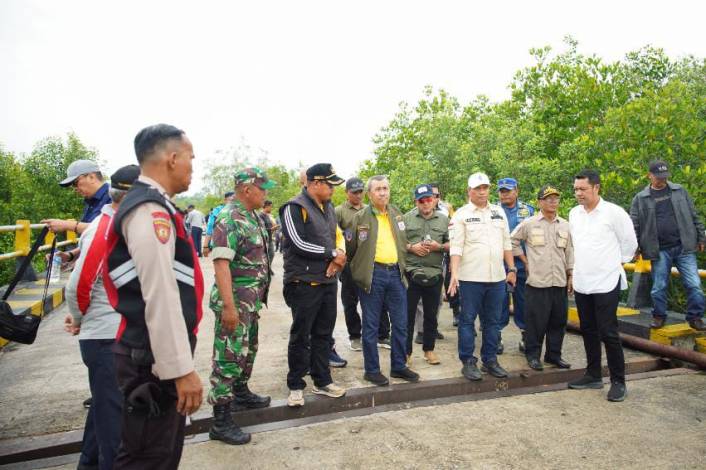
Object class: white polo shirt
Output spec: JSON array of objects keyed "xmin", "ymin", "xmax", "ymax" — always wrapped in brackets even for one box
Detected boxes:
[
  {"xmin": 569, "ymin": 198, "xmax": 638, "ymax": 295},
  {"xmin": 450, "ymin": 202, "xmax": 512, "ymax": 283}
]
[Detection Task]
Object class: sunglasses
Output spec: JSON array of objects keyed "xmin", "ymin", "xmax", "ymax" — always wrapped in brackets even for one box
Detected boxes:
[
  {"xmin": 71, "ymin": 174, "xmax": 88, "ymax": 187},
  {"xmin": 418, "ymin": 196, "xmax": 434, "ymax": 204}
]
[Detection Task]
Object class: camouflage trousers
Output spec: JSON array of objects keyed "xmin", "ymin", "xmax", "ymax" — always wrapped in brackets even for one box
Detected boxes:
[{"xmin": 207, "ymin": 306, "xmax": 261, "ymax": 405}]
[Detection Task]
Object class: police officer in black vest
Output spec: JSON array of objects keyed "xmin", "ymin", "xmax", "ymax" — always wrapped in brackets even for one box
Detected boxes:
[
  {"xmin": 280, "ymin": 163, "xmax": 348, "ymax": 407},
  {"xmin": 105, "ymin": 124, "xmax": 204, "ymax": 469}
]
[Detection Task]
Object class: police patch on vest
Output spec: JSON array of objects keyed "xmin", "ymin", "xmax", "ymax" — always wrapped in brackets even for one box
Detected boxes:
[
  {"xmin": 358, "ymin": 226, "xmax": 369, "ymax": 242},
  {"xmin": 397, "ymin": 221, "xmax": 405, "ymax": 231},
  {"xmin": 152, "ymin": 212, "xmax": 171, "ymax": 244},
  {"xmin": 518, "ymin": 206, "xmax": 530, "ymax": 218},
  {"xmin": 344, "ymin": 229, "xmax": 353, "ymax": 242}
]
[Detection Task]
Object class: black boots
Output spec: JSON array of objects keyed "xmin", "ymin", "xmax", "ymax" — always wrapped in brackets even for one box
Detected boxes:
[
  {"xmin": 210, "ymin": 404, "xmax": 251, "ymax": 445},
  {"xmin": 231, "ymin": 384, "xmax": 271, "ymax": 411}
]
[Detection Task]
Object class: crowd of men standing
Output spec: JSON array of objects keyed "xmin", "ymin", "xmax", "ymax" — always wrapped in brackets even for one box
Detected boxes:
[{"xmin": 42, "ymin": 121, "xmax": 704, "ymax": 469}]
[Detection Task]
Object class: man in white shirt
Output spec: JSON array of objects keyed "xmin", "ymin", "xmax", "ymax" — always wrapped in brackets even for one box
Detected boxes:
[
  {"xmin": 568, "ymin": 169, "xmax": 637, "ymax": 402},
  {"xmin": 185, "ymin": 205, "xmax": 206, "ymax": 257},
  {"xmin": 448, "ymin": 173, "xmax": 517, "ymax": 381}
]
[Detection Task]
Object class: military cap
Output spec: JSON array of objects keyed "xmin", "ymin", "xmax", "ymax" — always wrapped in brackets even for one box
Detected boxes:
[
  {"xmin": 234, "ymin": 167, "xmax": 276, "ymax": 189},
  {"xmin": 346, "ymin": 177, "xmax": 365, "ymax": 192},
  {"xmin": 537, "ymin": 185, "xmax": 561, "ymax": 199},
  {"xmin": 306, "ymin": 163, "xmax": 344, "ymax": 185}
]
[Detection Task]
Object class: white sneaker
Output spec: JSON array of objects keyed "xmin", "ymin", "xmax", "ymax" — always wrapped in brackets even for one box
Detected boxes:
[
  {"xmin": 312, "ymin": 382, "xmax": 346, "ymax": 398},
  {"xmin": 349, "ymin": 338, "xmax": 362, "ymax": 351},
  {"xmin": 287, "ymin": 389, "xmax": 305, "ymax": 407}
]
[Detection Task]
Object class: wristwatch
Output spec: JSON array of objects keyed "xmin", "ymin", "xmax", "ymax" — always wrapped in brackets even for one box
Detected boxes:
[
  {"xmin": 331, "ymin": 249, "xmax": 338, "ymax": 259},
  {"xmin": 507, "ymin": 267, "xmax": 518, "ymax": 273}
]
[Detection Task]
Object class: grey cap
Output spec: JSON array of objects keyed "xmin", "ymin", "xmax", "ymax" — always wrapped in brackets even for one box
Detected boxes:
[{"xmin": 59, "ymin": 160, "xmax": 101, "ymax": 187}]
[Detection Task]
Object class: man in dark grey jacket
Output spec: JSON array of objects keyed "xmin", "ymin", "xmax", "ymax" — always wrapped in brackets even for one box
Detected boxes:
[{"xmin": 629, "ymin": 160, "xmax": 705, "ymax": 331}]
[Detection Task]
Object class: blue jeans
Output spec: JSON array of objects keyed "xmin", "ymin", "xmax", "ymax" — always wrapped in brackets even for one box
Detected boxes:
[
  {"xmin": 79, "ymin": 339, "xmax": 123, "ymax": 470},
  {"xmin": 651, "ymin": 246, "xmax": 705, "ymax": 320},
  {"xmin": 500, "ymin": 270, "xmax": 527, "ymax": 331},
  {"xmin": 458, "ymin": 280, "xmax": 505, "ymax": 364},
  {"xmin": 357, "ymin": 265, "xmax": 407, "ymax": 374}
]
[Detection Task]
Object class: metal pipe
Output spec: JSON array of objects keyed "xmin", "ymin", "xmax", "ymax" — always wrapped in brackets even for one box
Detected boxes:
[
  {"xmin": 0, "ymin": 251, "xmax": 23, "ymax": 261},
  {"xmin": 0, "ymin": 225, "xmax": 22, "ymax": 232},
  {"xmin": 567, "ymin": 321, "xmax": 706, "ymax": 369},
  {"xmin": 623, "ymin": 262, "xmax": 706, "ymax": 279}
]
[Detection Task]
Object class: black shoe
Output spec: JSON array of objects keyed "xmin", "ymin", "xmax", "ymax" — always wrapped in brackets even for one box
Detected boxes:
[
  {"xmin": 453, "ymin": 314, "xmax": 459, "ymax": 327},
  {"xmin": 688, "ymin": 318, "xmax": 706, "ymax": 332},
  {"xmin": 232, "ymin": 384, "xmax": 271, "ymax": 411},
  {"xmin": 414, "ymin": 332, "xmax": 423, "ymax": 344},
  {"xmin": 518, "ymin": 330, "xmax": 526, "ymax": 353},
  {"xmin": 496, "ymin": 340, "xmax": 504, "ymax": 355},
  {"xmin": 391, "ymin": 367, "xmax": 420, "ymax": 383},
  {"xmin": 607, "ymin": 381, "xmax": 627, "ymax": 402},
  {"xmin": 568, "ymin": 375, "xmax": 603, "ymax": 390},
  {"xmin": 435, "ymin": 331, "xmax": 444, "ymax": 340},
  {"xmin": 544, "ymin": 357, "xmax": 571, "ymax": 369},
  {"xmin": 209, "ymin": 404, "xmax": 251, "ymax": 445},
  {"xmin": 527, "ymin": 357, "xmax": 543, "ymax": 371},
  {"xmin": 364, "ymin": 372, "xmax": 389, "ymax": 386},
  {"xmin": 82, "ymin": 397, "xmax": 92, "ymax": 409},
  {"xmin": 481, "ymin": 361, "xmax": 508, "ymax": 378},
  {"xmin": 461, "ymin": 360, "xmax": 482, "ymax": 381},
  {"xmin": 650, "ymin": 315, "xmax": 666, "ymax": 329}
]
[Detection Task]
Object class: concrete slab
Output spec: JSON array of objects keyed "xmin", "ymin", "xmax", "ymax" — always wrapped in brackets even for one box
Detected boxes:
[
  {"xmin": 39, "ymin": 373, "xmax": 706, "ymax": 470},
  {"xmin": 0, "ymin": 255, "xmax": 656, "ymax": 440}
]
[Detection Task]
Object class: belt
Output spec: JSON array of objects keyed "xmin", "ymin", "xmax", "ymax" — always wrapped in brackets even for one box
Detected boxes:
[{"xmin": 374, "ymin": 262, "xmax": 399, "ymax": 270}]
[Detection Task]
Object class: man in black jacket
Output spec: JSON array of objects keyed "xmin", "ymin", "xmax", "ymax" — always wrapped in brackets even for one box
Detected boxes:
[
  {"xmin": 280, "ymin": 163, "xmax": 348, "ymax": 408},
  {"xmin": 629, "ymin": 160, "xmax": 705, "ymax": 331}
]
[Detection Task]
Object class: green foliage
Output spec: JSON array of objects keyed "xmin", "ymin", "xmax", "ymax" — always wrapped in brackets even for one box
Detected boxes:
[{"xmin": 0, "ymin": 134, "xmax": 100, "ymax": 285}]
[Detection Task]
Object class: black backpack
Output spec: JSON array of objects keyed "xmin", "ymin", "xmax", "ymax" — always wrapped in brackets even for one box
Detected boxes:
[{"xmin": 0, "ymin": 227, "xmax": 56, "ymax": 344}]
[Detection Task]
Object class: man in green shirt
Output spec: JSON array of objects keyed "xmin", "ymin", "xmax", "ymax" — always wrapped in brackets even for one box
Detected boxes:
[
  {"xmin": 404, "ymin": 184, "xmax": 449, "ymax": 365},
  {"xmin": 336, "ymin": 177, "xmax": 391, "ymax": 351}
]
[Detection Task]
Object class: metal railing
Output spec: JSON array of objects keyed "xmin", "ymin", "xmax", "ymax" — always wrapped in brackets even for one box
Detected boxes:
[
  {"xmin": 0, "ymin": 220, "xmax": 78, "ymax": 261},
  {"xmin": 624, "ymin": 257, "xmax": 706, "ymax": 279}
]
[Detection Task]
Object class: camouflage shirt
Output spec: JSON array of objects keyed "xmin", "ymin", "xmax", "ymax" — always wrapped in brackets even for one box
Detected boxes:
[{"xmin": 209, "ymin": 199, "xmax": 271, "ymax": 312}]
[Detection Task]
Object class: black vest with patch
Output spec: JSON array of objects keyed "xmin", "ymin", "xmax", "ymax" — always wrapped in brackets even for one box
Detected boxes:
[
  {"xmin": 103, "ymin": 181, "xmax": 203, "ymax": 358},
  {"xmin": 280, "ymin": 190, "xmax": 337, "ymax": 285}
]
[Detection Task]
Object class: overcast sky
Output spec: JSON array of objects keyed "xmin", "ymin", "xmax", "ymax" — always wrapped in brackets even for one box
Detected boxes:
[{"xmin": 1, "ymin": 1, "xmax": 704, "ymax": 194}]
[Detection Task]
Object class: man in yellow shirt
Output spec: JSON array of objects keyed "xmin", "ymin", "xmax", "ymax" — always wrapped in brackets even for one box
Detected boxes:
[{"xmin": 347, "ymin": 176, "xmax": 419, "ymax": 386}]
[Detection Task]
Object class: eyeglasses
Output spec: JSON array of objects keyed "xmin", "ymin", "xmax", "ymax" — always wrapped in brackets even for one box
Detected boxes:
[{"xmin": 71, "ymin": 174, "xmax": 88, "ymax": 187}]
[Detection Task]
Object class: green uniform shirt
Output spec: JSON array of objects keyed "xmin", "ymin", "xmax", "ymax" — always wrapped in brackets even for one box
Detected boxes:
[
  {"xmin": 336, "ymin": 201, "xmax": 366, "ymax": 244},
  {"xmin": 403, "ymin": 208, "xmax": 449, "ymax": 278},
  {"xmin": 209, "ymin": 199, "xmax": 271, "ymax": 312}
]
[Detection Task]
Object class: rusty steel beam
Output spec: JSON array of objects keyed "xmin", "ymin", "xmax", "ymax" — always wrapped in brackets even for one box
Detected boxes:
[
  {"xmin": 566, "ymin": 321, "xmax": 706, "ymax": 369},
  {"xmin": 0, "ymin": 358, "xmax": 667, "ymax": 465}
]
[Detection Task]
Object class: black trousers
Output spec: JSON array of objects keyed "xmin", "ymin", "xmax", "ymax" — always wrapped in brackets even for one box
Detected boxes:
[
  {"xmin": 574, "ymin": 279, "xmax": 625, "ymax": 384},
  {"xmin": 284, "ymin": 282, "xmax": 337, "ymax": 389},
  {"xmin": 524, "ymin": 286, "xmax": 568, "ymax": 361},
  {"xmin": 340, "ymin": 265, "xmax": 390, "ymax": 340},
  {"xmin": 113, "ymin": 353, "xmax": 185, "ymax": 470},
  {"xmin": 406, "ymin": 275, "xmax": 442, "ymax": 354}
]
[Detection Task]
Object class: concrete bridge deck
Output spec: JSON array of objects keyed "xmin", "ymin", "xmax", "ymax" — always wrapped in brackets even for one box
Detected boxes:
[{"xmin": 1, "ymin": 254, "xmax": 705, "ymax": 468}]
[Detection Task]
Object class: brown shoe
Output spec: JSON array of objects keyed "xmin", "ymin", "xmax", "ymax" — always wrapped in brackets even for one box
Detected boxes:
[
  {"xmin": 688, "ymin": 318, "xmax": 706, "ymax": 331},
  {"xmin": 650, "ymin": 315, "xmax": 666, "ymax": 329},
  {"xmin": 424, "ymin": 351, "xmax": 440, "ymax": 365}
]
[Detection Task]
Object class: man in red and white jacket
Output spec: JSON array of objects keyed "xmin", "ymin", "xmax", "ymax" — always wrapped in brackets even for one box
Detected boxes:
[{"xmin": 65, "ymin": 164, "xmax": 140, "ymax": 470}]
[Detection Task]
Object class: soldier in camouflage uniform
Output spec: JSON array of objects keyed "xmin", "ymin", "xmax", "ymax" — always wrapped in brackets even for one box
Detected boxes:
[{"xmin": 207, "ymin": 167, "xmax": 276, "ymax": 446}]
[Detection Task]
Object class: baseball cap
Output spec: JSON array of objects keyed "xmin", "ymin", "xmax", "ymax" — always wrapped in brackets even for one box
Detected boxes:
[
  {"xmin": 648, "ymin": 160, "xmax": 670, "ymax": 178},
  {"xmin": 537, "ymin": 185, "xmax": 561, "ymax": 200},
  {"xmin": 110, "ymin": 165, "xmax": 140, "ymax": 190},
  {"xmin": 468, "ymin": 172, "xmax": 490, "ymax": 189},
  {"xmin": 413, "ymin": 184, "xmax": 434, "ymax": 200},
  {"xmin": 497, "ymin": 177, "xmax": 518, "ymax": 191},
  {"xmin": 59, "ymin": 160, "xmax": 101, "ymax": 187},
  {"xmin": 234, "ymin": 167, "xmax": 276, "ymax": 190},
  {"xmin": 346, "ymin": 177, "xmax": 365, "ymax": 192},
  {"xmin": 306, "ymin": 163, "xmax": 344, "ymax": 185}
]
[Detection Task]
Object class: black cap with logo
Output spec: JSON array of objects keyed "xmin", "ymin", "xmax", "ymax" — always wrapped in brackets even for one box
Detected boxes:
[
  {"xmin": 648, "ymin": 160, "xmax": 670, "ymax": 178},
  {"xmin": 306, "ymin": 163, "xmax": 344, "ymax": 185},
  {"xmin": 346, "ymin": 177, "xmax": 365, "ymax": 192}
]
